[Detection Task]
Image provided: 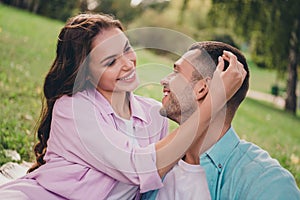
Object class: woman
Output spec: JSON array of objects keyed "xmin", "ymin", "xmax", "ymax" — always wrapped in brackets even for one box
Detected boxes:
[{"xmin": 0, "ymin": 13, "xmax": 245, "ymax": 199}]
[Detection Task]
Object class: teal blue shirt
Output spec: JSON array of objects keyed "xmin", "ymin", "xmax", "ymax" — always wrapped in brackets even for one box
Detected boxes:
[{"xmin": 142, "ymin": 128, "xmax": 300, "ymax": 200}]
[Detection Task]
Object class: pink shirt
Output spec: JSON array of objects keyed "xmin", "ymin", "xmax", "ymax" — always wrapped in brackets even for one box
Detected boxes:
[{"xmin": 0, "ymin": 88, "xmax": 168, "ymax": 199}]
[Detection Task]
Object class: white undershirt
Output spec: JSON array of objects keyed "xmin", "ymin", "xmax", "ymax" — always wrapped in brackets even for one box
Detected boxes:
[
  {"xmin": 156, "ymin": 159, "xmax": 211, "ymax": 200},
  {"xmin": 123, "ymin": 118, "xmax": 139, "ymax": 146},
  {"xmin": 107, "ymin": 117, "xmax": 140, "ymax": 200}
]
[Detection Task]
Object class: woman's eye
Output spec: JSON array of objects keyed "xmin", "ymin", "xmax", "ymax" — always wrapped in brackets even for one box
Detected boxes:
[{"xmin": 105, "ymin": 59, "xmax": 116, "ymax": 67}]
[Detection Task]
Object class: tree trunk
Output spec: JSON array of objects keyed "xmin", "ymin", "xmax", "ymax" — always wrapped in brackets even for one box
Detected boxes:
[
  {"xmin": 31, "ymin": 0, "xmax": 40, "ymax": 13},
  {"xmin": 285, "ymin": 19, "xmax": 299, "ymax": 114},
  {"xmin": 178, "ymin": 0, "xmax": 189, "ymax": 25}
]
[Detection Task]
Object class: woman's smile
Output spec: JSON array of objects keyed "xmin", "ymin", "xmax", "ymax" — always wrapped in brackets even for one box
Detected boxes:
[{"xmin": 117, "ymin": 70, "xmax": 136, "ymax": 82}]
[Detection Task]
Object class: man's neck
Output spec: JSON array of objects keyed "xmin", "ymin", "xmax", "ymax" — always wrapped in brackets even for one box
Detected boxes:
[
  {"xmin": 183, "ymin": 121, "xmax": 230, "ymax": 165},
  {"xmin": 184, "ymin": 150, "xmax": 200, "ymax": 165}
]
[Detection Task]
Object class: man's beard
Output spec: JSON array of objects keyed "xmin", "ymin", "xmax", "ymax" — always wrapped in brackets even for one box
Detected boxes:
[{"xmin": 160, "ymin": 86, "xmax": 197, "ymax": 124}]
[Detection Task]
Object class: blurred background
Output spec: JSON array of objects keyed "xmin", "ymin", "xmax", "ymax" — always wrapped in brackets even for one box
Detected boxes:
[{"xmin": 0, "ymin": 0, "xmax": 299, "ymax": 186}]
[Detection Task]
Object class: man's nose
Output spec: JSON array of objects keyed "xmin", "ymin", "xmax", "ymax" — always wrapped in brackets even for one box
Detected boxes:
[{"xmin": 160, "ymin": 73, "xmax": 176, "ymax": 85}]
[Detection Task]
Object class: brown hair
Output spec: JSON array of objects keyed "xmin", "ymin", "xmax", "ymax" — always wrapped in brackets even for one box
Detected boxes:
[
  {"xmin": 189, "ymin": 41, "xmax": 250, "ymax": 120},
  {"xmin": 28, "ymin": 13, "xmax": 123, "ymax": 172}
]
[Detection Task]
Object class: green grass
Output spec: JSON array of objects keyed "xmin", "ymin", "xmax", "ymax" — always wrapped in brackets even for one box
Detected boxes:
[
  {"xmin": 0, "ymin": 4, "xmax": 63, "ymax": 162},
  {"xmin": 247, "ymin": 58, "xmax": 286, "ymax": 95},
  {"xmin": 0, "ymin": 4, "xmax": 299, "ymax": 187}
]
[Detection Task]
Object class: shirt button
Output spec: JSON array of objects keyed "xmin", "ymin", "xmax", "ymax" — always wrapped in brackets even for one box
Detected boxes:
[{"xmin": 218, "ymin": 163, "xmax": 222, "ymax": 168}]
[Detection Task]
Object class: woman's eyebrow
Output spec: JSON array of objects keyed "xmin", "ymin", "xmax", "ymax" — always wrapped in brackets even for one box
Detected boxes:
[
  {"xmin": 99, "ymin": 40, "xmax": 129, "ymax": 64},
  {"xmin": 100, "ymin": 54, "xmax": 117, "ymax": 64},
  {"xmin": 123, "ymin": 40, "xmax": 129, "ymax": 50}
]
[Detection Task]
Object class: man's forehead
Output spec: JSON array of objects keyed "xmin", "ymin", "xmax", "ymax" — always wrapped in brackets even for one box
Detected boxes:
[
  {"xmin": 176, "ymin": 49, "xmax": 202, "ymax": 71},
  {"xmin": 182, "ymin": 49, "xmax": 202, "ymax": 62}
]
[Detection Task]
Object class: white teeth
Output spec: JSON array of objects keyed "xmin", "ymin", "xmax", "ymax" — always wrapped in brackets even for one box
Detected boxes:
[
  {"xmin": 164, "ymin": 92, "xmax": 169, "ymax": 96},
  {"xmin": 119, "ymin": 71, "xmax": 135, "ymax": 80}
]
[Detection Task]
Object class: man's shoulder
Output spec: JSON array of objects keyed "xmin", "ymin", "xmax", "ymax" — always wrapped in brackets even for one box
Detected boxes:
[
  {"xmin": 223, "ymin": 140, "xmax": 300, "ymax": 198},
  {"xmin": 230, "ymin": 140, "xmax": 284, "ymax": 174}
]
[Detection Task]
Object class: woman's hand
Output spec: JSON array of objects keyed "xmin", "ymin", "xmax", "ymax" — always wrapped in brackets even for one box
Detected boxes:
[{"xmin": 211, "ymin": 50, "xmax": 247, "ymax": 101}]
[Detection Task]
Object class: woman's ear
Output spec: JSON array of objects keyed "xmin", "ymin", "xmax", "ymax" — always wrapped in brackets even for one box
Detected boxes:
[{"xmin": 194, "ymin": 77, "xmax": 211, "ymax": 101}]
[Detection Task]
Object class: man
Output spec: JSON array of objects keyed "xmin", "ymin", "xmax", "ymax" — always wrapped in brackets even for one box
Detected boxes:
[{"xmin": 142, "ymin": 41, "xmax": 300, "ymax": 199}]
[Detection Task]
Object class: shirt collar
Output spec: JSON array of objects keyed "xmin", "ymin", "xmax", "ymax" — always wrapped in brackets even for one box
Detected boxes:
[
  {"xmin": 128, "ymin": 93, "xmax": 149, "ymax": 123},
  {"xmin": 200, "ymin": 127, "xmax": 240, "ymax": 171},
  {"xmin": 90, "ymin": 88, "xmax": 149, "ymax": 123},
  {"xmin": 90, "ymin": 88, "xmax": 115, "ymax": 115}
]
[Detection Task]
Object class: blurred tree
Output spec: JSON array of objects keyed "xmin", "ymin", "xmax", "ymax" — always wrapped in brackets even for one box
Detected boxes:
[
  {"xmin": 92, "ymin": 0, "xmax": 142, "ymax": 26},
  {"xmin": 0, "ymin": 0, "xmax": 39, "ymax": 11},
  {"xmin": 36, "ymin": 0, "xmax": 79, "ymax": 21},
  {"xmin": 211, "ymin": 34, "xmax": 238, "ymax": 49},
  {"xmin": 178, "ymin": 0, "xmax": 189, "ymax": 25},
  {"xmin": 90, "ymin": 0, "xmax": 169, "ymax": 26},
  {"xmin": 139, "ymin": 0, "xmax": 170, "ymax": 12},
  {"xmin": 1, "ymin": 0, "xmax": 79, "ymax": 21},
  {"xmin": 78, "ymin": 0, "xmax": 89, "ymax": 12},
  {"xmin": 209, "ymin": 0, "xmax": 300, "ymax": 114}
]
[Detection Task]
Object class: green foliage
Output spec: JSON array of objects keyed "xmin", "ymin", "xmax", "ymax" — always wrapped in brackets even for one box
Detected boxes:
[
  {"xmin": 129, "ymin": 0, "xmax": 240, "ymax": 55},
  {"xmin": 36, "ymin": 0, "xmax": 79, "ymax": 21},
  {"xmin": 1, "ymin": 0, "xmax": 80, "ymax": 21},
  {"xmin": 0, "ymin": 4, "xmax": 63, "ymax": 165},
  {"xmin": 209, "ymin": 0, "xmax": 299, "ymax": 71},
  {"xmin": 92, "ymin": 0, "xmax": 142, "ymax": 26},
  {"xmin": 129, "ymin": 0, "xmax": 209, "ymax": 40},
  {"xmin": 209, "ymin": 0, "xmax": 300, "ymax": 113},
  {"xmin": 211, "ymin": 34, "xmax": 239, "ymax": 49},
  {"xmin": 141, "ymin": 0, "xmax": 170, "ymax": 12}
]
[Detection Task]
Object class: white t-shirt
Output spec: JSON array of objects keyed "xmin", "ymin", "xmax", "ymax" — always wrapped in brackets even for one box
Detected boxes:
[{"xmin": 156, "ymin": 159, "xmax": 211, "ymax": 200}]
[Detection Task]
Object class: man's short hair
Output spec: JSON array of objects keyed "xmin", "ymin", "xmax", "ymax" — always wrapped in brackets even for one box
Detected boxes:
[{"xmin": 189, "ymin": 41, "xmax": 250, "ymax": 119}]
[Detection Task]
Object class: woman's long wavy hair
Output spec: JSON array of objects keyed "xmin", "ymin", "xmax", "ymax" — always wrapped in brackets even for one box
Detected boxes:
[{"xmin": 28, "ymin": 13, "xmax": 123, "ymax": 173}]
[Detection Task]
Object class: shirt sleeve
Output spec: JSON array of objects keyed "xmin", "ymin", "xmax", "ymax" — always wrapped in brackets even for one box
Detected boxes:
[{"xmin": 50, "ymin": 94, "xmax": 163, "ymax": 193}]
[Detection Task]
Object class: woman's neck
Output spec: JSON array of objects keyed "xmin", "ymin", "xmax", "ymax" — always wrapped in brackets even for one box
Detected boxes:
[{"xmin": 102, "ymin": 91, "xmax": 131, "ymax": 120}]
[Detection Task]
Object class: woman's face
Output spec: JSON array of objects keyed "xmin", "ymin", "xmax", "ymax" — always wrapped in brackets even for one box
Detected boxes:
[{"xmin": 88, "ymin": 28, "xmax": 139, "ymax": 99}]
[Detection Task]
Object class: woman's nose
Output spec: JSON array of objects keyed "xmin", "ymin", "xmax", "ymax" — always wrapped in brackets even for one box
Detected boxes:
[{"xmin": 120, "ymin": 54, "xmax": 134, "ymax": 70}]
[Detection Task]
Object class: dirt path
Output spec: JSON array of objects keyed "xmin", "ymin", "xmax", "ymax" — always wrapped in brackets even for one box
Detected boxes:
[{"xmin": 247, "ymin": 90, "xmax": 285, "ymax": 109}]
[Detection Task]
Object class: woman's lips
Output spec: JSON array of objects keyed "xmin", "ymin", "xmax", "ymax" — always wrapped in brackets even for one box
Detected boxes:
[{"xmin": 118, "ymin": 70, "xmax": 136, "ymax": 82}]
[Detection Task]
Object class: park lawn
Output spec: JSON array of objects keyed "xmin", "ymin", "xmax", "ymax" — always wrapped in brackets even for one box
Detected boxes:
[
  {"xmin": 0, "ymin": 4, "xmax": 63, "ymax": 163},
  {"xmin": 0, "ymin": 4, "xmax": 299, "ymax": 186}
]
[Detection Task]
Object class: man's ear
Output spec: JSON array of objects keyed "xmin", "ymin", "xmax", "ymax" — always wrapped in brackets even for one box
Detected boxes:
[{"xmin": 193, "ymin": 77, "xmax": 210, "ymax": 101}]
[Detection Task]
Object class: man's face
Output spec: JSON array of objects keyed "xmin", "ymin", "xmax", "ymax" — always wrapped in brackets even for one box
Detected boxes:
[{"xmin": 160, "ymin": 49, "xmax": 201, "ymax": 124}]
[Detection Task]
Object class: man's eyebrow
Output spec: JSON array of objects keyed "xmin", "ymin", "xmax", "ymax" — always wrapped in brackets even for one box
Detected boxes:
[{"xmin": 100, "ymin": 40, "xmax": 129, "ymax": 64}]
